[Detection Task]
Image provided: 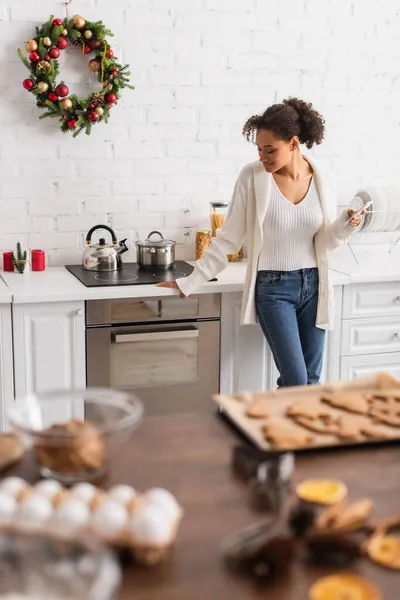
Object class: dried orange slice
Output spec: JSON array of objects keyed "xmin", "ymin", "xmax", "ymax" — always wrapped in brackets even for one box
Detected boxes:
[
  {"xmin": 309, "ymin": 574, "xmax": 381, "ymax": 600},
  {"xmin": 367, "ymin": 535, "xmax": 400, "ymax": 569},
  {"xmin": 296, "ymin": 479, "xmax": 348, "ymax": 505}
]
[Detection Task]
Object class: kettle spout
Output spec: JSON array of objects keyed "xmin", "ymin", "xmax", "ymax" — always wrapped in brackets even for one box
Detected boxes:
[{"xmin": 116, "ymin": 238, "xmax": 129, "ymax": 255}]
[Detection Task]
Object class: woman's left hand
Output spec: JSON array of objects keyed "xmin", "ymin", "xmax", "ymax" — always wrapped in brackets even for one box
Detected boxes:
[{"xmin": 347, "ymin": 208, "xmax": 366, "ymax": 227}]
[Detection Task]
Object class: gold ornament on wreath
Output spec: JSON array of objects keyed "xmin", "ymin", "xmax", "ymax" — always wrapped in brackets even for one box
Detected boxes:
[{"xmin": 18, "ymin": 14, "xmax": 134, "ymax": 137}]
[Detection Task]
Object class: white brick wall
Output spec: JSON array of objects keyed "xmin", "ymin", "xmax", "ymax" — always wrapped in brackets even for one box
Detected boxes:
[{"xmin": 0, "ymin": 0, "xmax": 400, "ymax": 265}]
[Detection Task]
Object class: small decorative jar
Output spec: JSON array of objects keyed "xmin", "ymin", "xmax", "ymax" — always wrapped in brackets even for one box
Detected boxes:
[{"xmin": 196, "ymin": 230, "xmax": 211, "ymax": 260}]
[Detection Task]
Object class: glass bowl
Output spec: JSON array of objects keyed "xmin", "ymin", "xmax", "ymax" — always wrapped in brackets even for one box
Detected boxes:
[
  {"xmin": 0, "ymin": 528, "xmax": 121, "ymax": 599},
  {"xmin": 8, "ymin": 388, "xmax": 144, "ymax": 484}
]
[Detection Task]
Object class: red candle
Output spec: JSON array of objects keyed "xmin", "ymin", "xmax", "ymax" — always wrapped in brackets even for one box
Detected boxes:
[
  {"xmin": 3, "ymin": 252, "xmax": 14, "ymax": 272},
  {"xmin": 31, "ymin": 249, "xmax": 45, "ymax": 272}
]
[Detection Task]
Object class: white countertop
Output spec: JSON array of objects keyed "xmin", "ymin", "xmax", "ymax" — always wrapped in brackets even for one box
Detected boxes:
[
  {"xmin": 0, "ymin": 278, "xmax": 12, "ymax": 303},
  {"xmin": 329, "ymin": 246, "xmax": 400, "ymax": 283},
  {"xmin": 0, "ymin": 262, "xmax": 349, "ymax": 304}
]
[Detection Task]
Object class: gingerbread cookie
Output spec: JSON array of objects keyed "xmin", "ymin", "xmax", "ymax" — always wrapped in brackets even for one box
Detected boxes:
[
  {"xmin": 322, "ymin": 391, "xmax": 370, "ymax": 415},
  {"xmin": 317, "ymin": 498, "xmax": 373, "ymax": 532},
  {"xmin": 376, "ymin": 371, "xmax": 400, "ymax": 389},
  {"xmin": 262, "ymin": 418, "xmax": 314, "ymax": 450},
  {"xmin": 245, "ymin": 398, "xmax": 270, "ymax": 419},
  {"xmin": 292, "ymin": 415, "xmax": 338, "ymax": 434},
  {"xmin": 369, "ymin": 398, "xmax": 400, "ymax": 428},
  {"xmin": 286, "ymin": 398, "xmax": 337, "ymax": 421},
  {"xmin": 336, "ymin": 414, "xmax": 389, "ymax": 440}
]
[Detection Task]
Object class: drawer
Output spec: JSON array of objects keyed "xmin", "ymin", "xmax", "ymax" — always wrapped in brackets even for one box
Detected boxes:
[
  {"xmin": 341, "ymin": 317, "xmax": 400, "ymax": 356},
  {"xmin": 343, "ymin": 282, "xmax": 400, "ymax": 319},
  {"xmin": 340, "ymin": 353, "xmax": 400, "ymax": 382}
]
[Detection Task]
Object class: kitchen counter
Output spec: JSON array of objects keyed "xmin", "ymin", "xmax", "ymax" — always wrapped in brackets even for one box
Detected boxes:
[
  {"xmin": 330, "ymin": 245, "xmax": 400, "ymax": 283},
  {"xmin": 0, "ymin": 262, "xmax": 349, "ymax": 304},
  {"xmin": 7, "ymin": 412, "xmax": 400, "ymax": 599},
  {"xmin": 0, "ymin": 278, "xmax": 12, "ymax": 303}
]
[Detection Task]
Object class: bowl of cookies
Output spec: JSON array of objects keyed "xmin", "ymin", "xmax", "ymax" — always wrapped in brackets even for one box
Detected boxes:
[{"xmin": 8, "ymin": 388, "xmax": 144, "ymax": 484}]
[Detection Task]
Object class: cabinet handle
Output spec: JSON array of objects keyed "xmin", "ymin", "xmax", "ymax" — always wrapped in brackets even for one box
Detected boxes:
[
  {"xmin": 113, "ymin": 329, "xmax": 199, "ymax": 343},
  {"xmin": 76, "ymin": 308, "xmax": 84, "ymax": 317},
  {"xmin": 394, "ymin": 332, "xmax": 400, "ymax": 339},
  {"xmin": 396, "ymin": 297, "xmax": 400, "ymax": 303}
]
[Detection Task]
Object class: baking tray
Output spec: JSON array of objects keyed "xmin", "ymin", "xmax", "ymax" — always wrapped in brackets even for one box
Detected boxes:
[{"xmin": 213, "ymin": 372, "xmax": 400, "ymax": 453}]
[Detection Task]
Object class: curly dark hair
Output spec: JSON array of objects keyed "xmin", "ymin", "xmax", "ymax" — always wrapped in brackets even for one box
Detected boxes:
[{"xmin": 242, "ymin": 97, "xmax": 325, "ymax": 149}]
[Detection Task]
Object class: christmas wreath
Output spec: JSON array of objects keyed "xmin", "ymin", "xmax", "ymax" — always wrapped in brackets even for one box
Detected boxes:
[{"xmin": 18, "ymin": 14, "xmax": 134, "ymax": 137}]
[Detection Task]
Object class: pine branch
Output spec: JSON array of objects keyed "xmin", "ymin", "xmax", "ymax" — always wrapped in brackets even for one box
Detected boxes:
[
  {"xmin": 39, "ymin": 112, "xmax": 61, "ymax": 119},
  {"xmin": 51, "ymin": 25, "xmax": 64, "ymax": 43},
  {"xmin": 45, "ymin": 100, "xmax": 59, "ymax": 112},
  {"xmin": 17, "ymin": 48, "xmax": 31, "ymax": 70}
]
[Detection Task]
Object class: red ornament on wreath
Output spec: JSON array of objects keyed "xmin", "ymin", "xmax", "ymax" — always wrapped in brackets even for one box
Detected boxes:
[
  {"xmin": 55, "ymin": 84, "xmax": 69, "ymax": 98},
  {"xmin": 18, "ymin": 13, "xmax": 134, "ymax": 137},
  {"xmin": 87, "ymin": 110, "xmax": 99, "ymax": 123},
  {"xmin": 56, "ymin": 37, "xmax": 69, "ymax": 50},
  {"xmin": 49, "ymin": 48, "xmax": 60, "ymax": 59},
  {"xmin": 22, "ymin": 79, "xmax": 34, "ymax": 91}
]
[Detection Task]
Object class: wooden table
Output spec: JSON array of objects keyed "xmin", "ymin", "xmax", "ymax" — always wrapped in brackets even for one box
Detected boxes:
[{"xmin": 9, "ymin": 413, "xmax": 400, "ymax": 599}]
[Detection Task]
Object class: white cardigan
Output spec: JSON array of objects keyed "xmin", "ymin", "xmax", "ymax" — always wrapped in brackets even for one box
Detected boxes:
[{"xmin": 177, "ymin": 158, "xmax": 352, "ymax": 330}]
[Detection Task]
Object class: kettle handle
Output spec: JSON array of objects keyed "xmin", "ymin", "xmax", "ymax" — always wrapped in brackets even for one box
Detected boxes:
[
  {"xmin": 147, "ymin": 230, "xmax": 164, "ymax": 241},
  {"xmin": 86, "ymin": 225, "xmax": 118, "ymax": 245}
]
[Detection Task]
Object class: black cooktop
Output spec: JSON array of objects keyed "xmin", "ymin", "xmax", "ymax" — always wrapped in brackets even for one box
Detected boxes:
[{"xmin": 65, "ymin": 261, "xmax": 194, "ymax": 287}]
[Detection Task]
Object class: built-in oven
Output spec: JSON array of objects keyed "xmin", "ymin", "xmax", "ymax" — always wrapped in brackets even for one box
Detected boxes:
[{"xmin": 86, "ymin": 295, "xmax": 221, "ymax": 414}]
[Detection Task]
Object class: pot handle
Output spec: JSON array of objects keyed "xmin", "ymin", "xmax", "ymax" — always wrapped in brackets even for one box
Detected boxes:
[
  {"xmin": 147, "ymin": 230, "xmax": 164, "ymax": 242},
  {"xmin": 86, "ymin": 225, "xmax": 118, "ymax": 245}
]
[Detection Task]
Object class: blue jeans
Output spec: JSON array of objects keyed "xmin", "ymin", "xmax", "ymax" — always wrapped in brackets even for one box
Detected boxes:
[{"xmin": 255, "ymin": 268, "xmax": 325, "ymax": 388}]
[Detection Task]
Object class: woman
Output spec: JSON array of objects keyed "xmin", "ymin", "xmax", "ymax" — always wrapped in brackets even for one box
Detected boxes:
[{"xmin": 157, "ymin": 97, "xmax": 363, "ymax": 387}]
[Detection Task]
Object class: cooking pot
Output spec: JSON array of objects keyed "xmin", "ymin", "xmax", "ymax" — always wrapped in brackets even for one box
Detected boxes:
[
  {"xmin": 135, "ymin": 231, "xmax": 176, "ymax": 270},
  {"xmin": 82, "ymin": 225, "xmax": 128, "ymax": 272}
]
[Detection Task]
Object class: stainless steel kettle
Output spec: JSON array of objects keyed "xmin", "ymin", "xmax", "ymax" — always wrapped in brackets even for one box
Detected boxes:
[{"xmin": 82, "ymin": 225, "xmax": 128, "ymax": 271}]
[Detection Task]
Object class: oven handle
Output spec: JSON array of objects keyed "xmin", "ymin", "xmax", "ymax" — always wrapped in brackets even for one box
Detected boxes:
[{"xmin": 113, "ymin": 328, "xmax": 199, "ymax": 344}]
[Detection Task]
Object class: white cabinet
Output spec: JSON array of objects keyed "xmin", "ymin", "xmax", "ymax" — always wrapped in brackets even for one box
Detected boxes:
[
  {"xmin": 13, "ymin": 301, "xmax": 86, "ymax": 398},
  {"xmin": 340, "ymin": 282, "xmax": 400, "ymax": 381},
  {"xmin": 220, "ymin": 292, "xmax": 275, "ymax": 394},
  {"xmin": 340, "ymin": 353, "xmax": 400, "ymax": 381},
  {"xmin": 0, "ymin": 305, "xmax": 14, "ymax": 432}
]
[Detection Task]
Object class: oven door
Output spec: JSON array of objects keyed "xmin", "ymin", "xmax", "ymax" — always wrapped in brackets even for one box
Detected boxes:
[{"xmin": 86, "ymin": 321, "xmax": 220, "ymax": 414}]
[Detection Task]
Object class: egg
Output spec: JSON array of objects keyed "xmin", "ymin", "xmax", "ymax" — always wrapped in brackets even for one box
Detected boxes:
[
  {"xmin": 0, "ymin": 492, "xmax": 17, "ymax": 523},
  {"xmin": 145, "ymin": 488, "xmax": 181, "ymax": 521},
  {"xmin": 108, "ymin": 484, "xmax": 137, "ymax": 506},
  {"xmin": 17, "ymin": 494, "xmax": 53, "ymax": 528},
  {"xmin": 52, "ymin": 498, "xmax": 90, "ymax": 533},
  {"xmin": 91, "ymin": 499, "xmax": 128, "ymax": 538},
  {"xmin": 34, "ymin": 480, "xmax": 62, "ymax": 501},
  {"xmin": 70, "ymin": 482, "xmax": 97, "ymax": 504},
  {"xmin": 0, "ymin": 477, "xmax": 27, "ymax": 498},
  {"xmin": 129, "ymin": 504, "xmax": 173, "ymax": 545}
]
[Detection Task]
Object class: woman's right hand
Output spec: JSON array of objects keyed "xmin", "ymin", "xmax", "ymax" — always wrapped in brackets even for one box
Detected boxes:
[{"xmin": 156, "ymin": 281, "xmax": 186, "ymax": 299}]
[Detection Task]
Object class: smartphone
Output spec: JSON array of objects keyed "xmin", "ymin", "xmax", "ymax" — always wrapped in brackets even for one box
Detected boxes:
[{"xmin": 347, "ymin": 200, "xmax": 373, "ymax": 222}]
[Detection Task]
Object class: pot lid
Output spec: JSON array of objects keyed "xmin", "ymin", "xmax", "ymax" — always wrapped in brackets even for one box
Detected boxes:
[{"xmin": 136, "ymin": 230, "xmax": 176, "ymax": 248}]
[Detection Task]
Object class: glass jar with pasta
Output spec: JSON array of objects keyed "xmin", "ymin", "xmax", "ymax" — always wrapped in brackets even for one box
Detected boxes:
[
  {"xmin": 196, "ymin": 229, "xmax": 211, "ymax": 260},
  {"xmin": 209, "ymin": 201, "xmax": 243, "ymax": 262}
]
